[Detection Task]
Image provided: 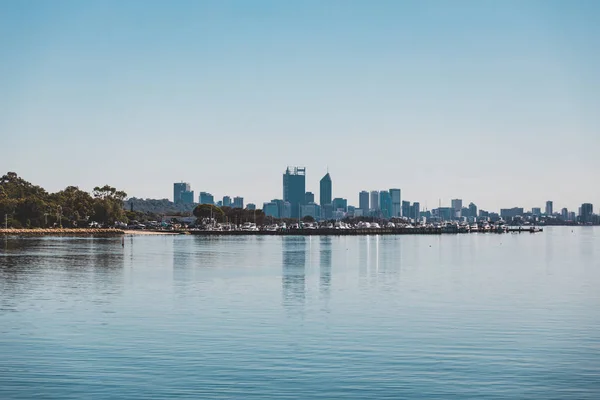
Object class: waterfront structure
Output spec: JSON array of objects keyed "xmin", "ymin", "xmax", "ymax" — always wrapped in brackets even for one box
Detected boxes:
[
  {"xmin": 580, "ymin": 203, "xmax": 593, "ymax": 224},
  {"xmin": 305, "ymin": 192, "xmax": 315, "ymax": 204},
  {"xmin": 181, "ymin": 190, "xmax": 195, "ymax": 204},
  {"xmin": 370, "ymin": 191, "xmax": 379, "ymax": 212},
  {"xmin": 283, "ymin": 166, "xmax": 306, "ymax": 219},
  {"xmin": 390, "ymin": 189, "xmax": 401, "ymax": 217},
  {"xmin": 532, "ymin": 207, "xmax": 542, "ymax": 216},
  {"xmin": 319, "ymin": 173, "xmax": 332, "ymax": 207},
  {"xmin": 451, "ymin": 199, "xmax": 463, "ymax": 219},
  {"xmin": 546, "ymin": 201, "xmax": 553, "ymax": 216},
  {"xmin": 199, "ymin": 192, "xmax": 214, "ymax": 205},
  {"xmin": 402, "ymin": 201, "xmax": 410, "ymax": 219},
  {"xmin": 223, "ymin": 196, "xmax": 232, "ymax": 207},
  {"xmin": 233, "ymin": 196, "xmax": 244, "ymax": 209},
  {"xmin": 173, "ymin": 182, "xmax": 191, "ymax": 203},
  {"xmin": 332, "ymin": 198, "xmax": 348, "ymax": 213},
  {"xmin": 379, "ymin": 191, "xmax": 392, "ymax": 218},
  {"xmin": 359, "ymin": 191, "xmax": 369, "ymax": 214},
  {"xmin": 247, "ymin": 203, "xmax": 256, "ymax": 211}
]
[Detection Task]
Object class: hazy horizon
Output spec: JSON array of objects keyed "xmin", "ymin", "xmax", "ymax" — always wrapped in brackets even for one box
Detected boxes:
[{"xmin": 2, "ymin": 1, "xmax": 599, "ymax": 212}]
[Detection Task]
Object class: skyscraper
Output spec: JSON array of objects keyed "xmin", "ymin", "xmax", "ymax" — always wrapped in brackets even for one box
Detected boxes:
[
  {"xmin": 283, "ymin": 166, "xmax": 306, "ymax": 218},
  {"xmin": 223, "ymin": 196, "xmax": 232, "ymax": 207},
  {"xmin": 468, "ymin": 202, "xmax": 478, "ymax": 219},
  {"xmin": 319, "ymin": 173, "xmax": 332, "ymax": 206},
  {"xmin": 451, "ymin": 199, "xmax": 463, "ymax": 219},
  {"xmin": 233, "ymin": 196, "xmax": 244, "ymax": 209},
  {"xmin": 332, "ymin": 198, "xmax": 348, "ymax": 212},
  {"xmin": 173, "ymin": 182, "xmax": 190, "ymax": 203},
  {"xmin": 581, "ymin": 203, "xmax": 593, "ymax": 224},
  {"xmin": 402, "ymin": 201, "xmax": 411, "ymax": 218},
  {"xmin": 389, "ymin": 189, "xmax": 401, "ymax": 217},
  {"xmin": 199, "ymin": 192, "xmax": 214, "ymax": 205},
  {"xmin": 370, "ymin": 191, "xmax": 379, "ymax": 211},
  {"xmin": 181, "ymin": 190, "xmax": 194, "ymax": 204},
  {"xmin": 379, "ymin": 191, "xmax": 392, "ymax": 219},
  {"xmin": 305, "ymin": 192, "xmax": 315, "ymax": 204},
  {"xmin": 412, "ymin": 202, "xmax": 421, "ymax": 221},
  {"xmin": 359, "ymin": 191, "xmax": 369, "ymax": 213},
  {"xmin": 545, "ymin": 201, "xmax": 553, "ymax": 216},
  {"xmin": 561, "ymin": 208, "xmax": 568, "ymax": 220}
]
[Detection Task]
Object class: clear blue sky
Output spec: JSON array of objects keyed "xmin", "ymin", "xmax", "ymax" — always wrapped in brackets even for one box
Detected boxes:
[{"xmin": 1, "ymin": 0, "xmax": 599, "ymax": 212}]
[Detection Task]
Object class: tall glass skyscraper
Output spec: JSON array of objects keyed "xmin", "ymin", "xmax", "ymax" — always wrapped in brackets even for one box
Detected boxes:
[
  {"xmin": 390, "ymin": 189, "xmax": 401, "ymax": 217},
  {"xmin": 319, "ymin": 173, "xmax": 332, "ymax": 206},
  {"xmin": 379, "ymin": 191, "xmax": 392, "ymax": 219},
  {"xmin": 359, "ymin": 191, "xmax": 369, "ymax": 213},
  {"xmin": 283, "ymin": 166, "xmax": 306, "ymax": 218},
  {"xmin": 370, "ymin": 191, "xmax": 379, "ymax": 211},
  {"xmin": 173, "ymin": 182, "xmax": 190, "ymax": 203}
]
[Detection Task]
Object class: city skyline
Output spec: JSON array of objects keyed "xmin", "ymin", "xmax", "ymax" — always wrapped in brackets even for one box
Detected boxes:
[{"xmin": 2, "ymin": 1, "xmax": 599, "ymax": 211}]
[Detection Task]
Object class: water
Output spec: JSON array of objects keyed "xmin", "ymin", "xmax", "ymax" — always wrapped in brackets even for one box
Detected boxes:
[{"xmin": 1, "ymin": 227, "xmax": 599, "ymax": 399}]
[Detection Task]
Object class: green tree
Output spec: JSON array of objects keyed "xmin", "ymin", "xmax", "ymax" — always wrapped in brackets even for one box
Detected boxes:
[{"xmin": 193, "ymin": 204, "xmax": 224, "ymax": 221}]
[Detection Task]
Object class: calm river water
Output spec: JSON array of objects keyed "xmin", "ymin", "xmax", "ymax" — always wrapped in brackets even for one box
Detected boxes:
[{"xmin": 1, "ymin": 227, "xmax": 599, "ymax": 399}]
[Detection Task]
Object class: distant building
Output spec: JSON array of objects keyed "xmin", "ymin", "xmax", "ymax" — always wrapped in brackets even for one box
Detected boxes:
[
  {"xmin": 359, "ymin": 191, "xmax": 369, "ymax": 213},
  {"xmin": 283, "ymin": 166, "xmax": 306, "ymax": 219},
  {"xmin": 263, "ymin": 202, "xmax": 279, "ymax": 218},
  {"xmin": 180, "ymin": 190, "xmax": 195, "ymax": 204},
  {"xmin": 370, "ymin": 191, "xmax": 379, "ymax": 211},
  {"xmin": 545, "ymin": 201, "xmax": 553, "ymax": 216},
  {"xmin": 223, "ymin": 196, "xmax": 232, "ymax": 207},
  {"xmin": 272, "ymin": 199, "xmax": 291, "ymax": 219},
  {"xmin": 435, "ymin": 207, "xmax": 454, "ymax": 221},
  {"xmin": 301, "ymin": 203, "xmax": 320, "ymax": 220},
  {"xmin": 451, "ymin": 199, "xmax": 463, "ymax": 219},
  {"xmin": 305, "ymin": 192, "xmax": 315, "ymax": 204},
  {"xmin": 402, "ymin": 201, "xmax": 411, "ymax": 219},
  {"xmin": 412, "ymin": 202, "xmax": 421, "ymax": 221},
  {"xmin": 532, "ymin": 207, "xmax": 542, "ymax": 216},
  {"xmin": 500, "ymin": 207, "xmax": 524, "ymax": 220},
  {"xmin": 173, "ymin": 182, "xmax": 191, "ymax": 203},
  {"xmin": 580, "ymin": 203, "xmax": 593, "ymax": 224},
  {"xmin": 379, "ymin": 191, "xmax": 392, "ymax": 218},
  {"xmin": 246, "ymin": 203, "xmax": 256, "ymax": 211},
  {"xmin": 468, "ymin": 202, "xmax": 477, "ymax": 219},
  {"xmin": 568, "ymin": 211, "xmax": 576, "ymax": 222},
  {"xmin": 390, "ymin": 189, "xmax": 401, "ymax": 217},
  {"xmin": 233, "ymin": 197, "xmax": 244, "ymax": 209},
  {"xmin": 347, "ymin": 205, "xmax": 356, "ymax": 218},
  {"xmin": 561, "ymin": 208, "xmax": 568, "ymax": 220},
  {"xmin": 332, "ymin": 198, "xmax": 348, "ymax": 213},
  {"xmin": 216, "ymin": 201, "xmax": 223, "ymax": 207},
  {"xmin": 199, "ymin": 192, "xmax": 214, "ymax": 205},
  {"xmin": 321, "ymin": 204, "xmax": 333, "ymax": 220},
  {"xmin": 319, "ymin": 173, "xmax": 332, "ymax": 207}
]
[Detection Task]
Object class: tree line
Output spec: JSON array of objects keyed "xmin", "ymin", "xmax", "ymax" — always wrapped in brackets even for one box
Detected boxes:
[{"xmin": 0, "ymin": 172, "xmax": 127, "ymax": 228}]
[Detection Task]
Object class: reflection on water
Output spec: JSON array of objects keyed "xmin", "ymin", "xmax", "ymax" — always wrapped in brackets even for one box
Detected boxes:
[
  {"xmin": 281, "ymin": 236, "xmax": 306, "ymax": 310},
  {"xmin": 1, "ymin": 228, "xmax": 600, "ymax": 399}
]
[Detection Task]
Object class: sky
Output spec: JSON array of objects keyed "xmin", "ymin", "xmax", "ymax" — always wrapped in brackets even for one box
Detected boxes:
[{"xmin": 1, "ymin": 0, "xmax": 599, "ymax": 212}]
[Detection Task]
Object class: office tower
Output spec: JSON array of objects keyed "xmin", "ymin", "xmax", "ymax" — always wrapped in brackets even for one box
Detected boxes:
[
  {"xmin": 223, "ymin": 196, "xmax": 232, "ymax": 207},
  {"xmin": 246, "ymin": 203, "xmax": 256, "ymax": 211},
  {"xmin": 359, "ymin": 191, "xmax": 369, "ymax": 213},
  {"xmin": 300, "ymin": 203, "xmax": 320, "ymax": 220},
  {"xmin": 451, "ymin": 199, "xmax": 463, "ymax": 219},
  {"xmin": 532, "ymin": 207, "xmax": 541, "ymax": 216},
  {"xmin": 389, "ymin": 189, "xmax": 401, "ymax": 217},
  {"xmin": 305, "ymin": 192, "xmax": 315, "ymax": 204},
  {"xmin": 319, "ymin": 173, "xmax": 332, "ymax": 206},
  {"xmin": 283, "ymin": 166, "xmax": 306, "ymax": 219},
  {"xmin": 233, "ymin": 196, "xmax": 244, "ymax": 209},
  {"xmin": 468, "ymin": 202, "xmax": 477, "ymax": 219},
  {"xmin": 199, "ymin": 192, "xmax": 214, "ymax": 205},
  {"xmin": 568, "ymin": 211, "xmax": 576, "ymax": 221},
  {"xmin": 412, "ymin": 202, "xmax": 421, "ymax": 221},
  {"xmin": 216, "ymin": 201, "xmax": 223, "ymax": 207},
  {"xmin": 321, "ymin": 204, "xmax": 333, "ymax": 220},
  {"xmin": 263, "ymin": 202, "xmax": 279, "ymax": 218},
  {"xmin": 181, "ymin": 190, "xmax": 194, "ymax": 204},
  {"xmin": 545, "ymin": 201, "xmax": 553, "ymax": 216},
  {"xmin": 173, "ymin": 182, "xmax": 191, "ymax": 203},
  {"xmin": 332, "ymin": 198, "xmax": 348, "ymax": 212},
  {"xmin": 500, "ymin": 208, "xmax": 524, "ymax": 220},
  {"xmin": 581, "ymin": 203, "xmax": 593, "ymax": 224},
  {"xmin": 402, "ymin": 201, "xmax": 410, "ymax": 218},
  {"xmin": 561, "ymin": 208, "xmax": 568, "ymax": 220},
  {"xmin": 379, "ymin": 191, "xmax": 392, "ymax": 218},
  {"xmin": 370, "ymin": 191, "xmax": 379, "ymax": 211}
]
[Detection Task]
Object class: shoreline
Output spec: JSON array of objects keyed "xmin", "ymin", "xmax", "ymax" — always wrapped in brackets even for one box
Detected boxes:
[{"xmin": 0, "ymin": 228, "xmax": 125, "ymax": 236}]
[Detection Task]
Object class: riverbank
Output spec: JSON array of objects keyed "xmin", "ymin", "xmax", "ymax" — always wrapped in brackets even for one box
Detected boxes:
[{"xmin": 0, "ymin": 228, "xmax": 125, "ymax": 236}]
